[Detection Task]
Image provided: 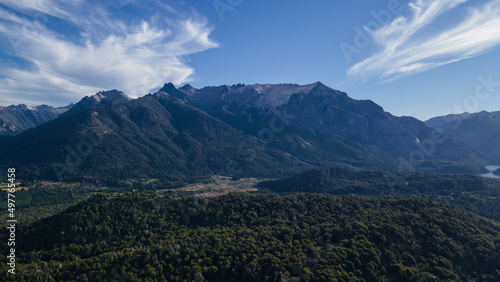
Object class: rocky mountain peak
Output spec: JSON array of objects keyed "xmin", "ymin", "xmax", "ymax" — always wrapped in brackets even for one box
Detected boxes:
[
  {"xmin": 64, "ymin": 90, "xmax": 131, "ymax": 115},
  {"xmin": 171, "ymin": 82, "xmax": 339, "ymax": 109},
  {"xmin": 93, "ymin": 90, "xmax": 131, "ymax": 103},
  {"xmin": 6, "ymin": 104, "xmax": 32, "ymax": 111},
  {"xmin": 159, "ymin": 83, "xmax": 179, "ymax": 95}
]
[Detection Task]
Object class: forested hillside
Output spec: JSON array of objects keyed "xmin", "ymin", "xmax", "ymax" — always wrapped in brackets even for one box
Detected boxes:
[
  {"xmin": 3, "ymin": 193, "xmax": 500, "ymax": 281},
  {"xmin": 258, "ymin": 166, "xmax": 500, "ymax": 222},
  {"xmin": 0, "ymin": 92, "xmax": 307, "ymax": 186}
]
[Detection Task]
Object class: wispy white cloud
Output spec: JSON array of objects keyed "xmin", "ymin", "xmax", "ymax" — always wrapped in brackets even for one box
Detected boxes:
[
  {"xmin": 0, "ymin": 0, "xmax": 218, "ymax": 105},
  {"xmin": 348, "ymin": 0, "xmax": 500, "ymax": 81}
]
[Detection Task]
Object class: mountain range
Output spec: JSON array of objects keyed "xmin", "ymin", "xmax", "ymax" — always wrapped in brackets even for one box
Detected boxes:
[
  {"xmin": 0, "ymin": 104, "xmax": 72, "ymax": 137},
  {"xmin": 426, "ymin": 111, "xmax": 500, "ymax": 156},
  {"xmin": 0, "ymin": 82, "xmax": 496, "ymax": 186},
  {"xmin": 163, "ymin": 82, "xmax": 485, "ymax": 171},
  {"xmin": 0, "ymin": 89, "xmax": 307, "ymax": 186}
]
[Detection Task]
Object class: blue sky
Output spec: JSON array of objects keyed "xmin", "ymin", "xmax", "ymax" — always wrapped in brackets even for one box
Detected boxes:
[{"xmin": 0, "ymin": 0, "xmax": 499, "ymax": 120}]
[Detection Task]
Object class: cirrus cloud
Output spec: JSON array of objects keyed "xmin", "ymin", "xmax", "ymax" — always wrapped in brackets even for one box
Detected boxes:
[{"xmin": 347, "ymin": 0, "xmax": 500, "ymax": 81}]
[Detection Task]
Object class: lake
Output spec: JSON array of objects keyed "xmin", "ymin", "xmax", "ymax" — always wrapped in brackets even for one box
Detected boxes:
[{"xmin": 480, "ymin": 165, "xmax": 500, "ymax": 179}]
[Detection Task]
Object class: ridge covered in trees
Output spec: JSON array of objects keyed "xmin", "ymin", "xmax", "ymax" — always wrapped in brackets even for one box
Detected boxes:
[
  {"xmin": 258, "ymin": 166, "xmax": 500, "ymax": 222},
  {"xmin": 2, "ymin": 192, "xmax": 500, "ymax": 281}
]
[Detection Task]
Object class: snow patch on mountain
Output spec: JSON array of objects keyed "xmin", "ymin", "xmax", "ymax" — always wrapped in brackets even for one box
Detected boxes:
[{"xmin": 234, "ymin": 82, "xmax": 320, "ymax": 108}]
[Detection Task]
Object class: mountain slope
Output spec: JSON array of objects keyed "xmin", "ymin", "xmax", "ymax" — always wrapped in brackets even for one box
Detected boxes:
[
  {"xmin": 162, "ymin": 82, "xmax": 483, "ymax": 172},
  {"xmin": 426, "ymin": 111, "xmax": 500, "ymax": 157},
  {"xmin": 0, "ymin": 91, "xmax": 307, "ymax": 185},
  {"xmin": 0, "ymin": 104, "xmax": 72, "ymax": 136}
]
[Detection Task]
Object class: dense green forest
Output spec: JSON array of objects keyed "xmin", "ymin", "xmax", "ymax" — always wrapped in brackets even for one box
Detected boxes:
[
  {"xmin": 258, "ymin": 167, "xmax": 500, "ymax": 222},
  {"xmin": 0, "ymin": 186, "xmax": 90, "ymax": 224},
  {"xmin": 2, "ymin": 192, "xmax": 500, "ymax": 281}
]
